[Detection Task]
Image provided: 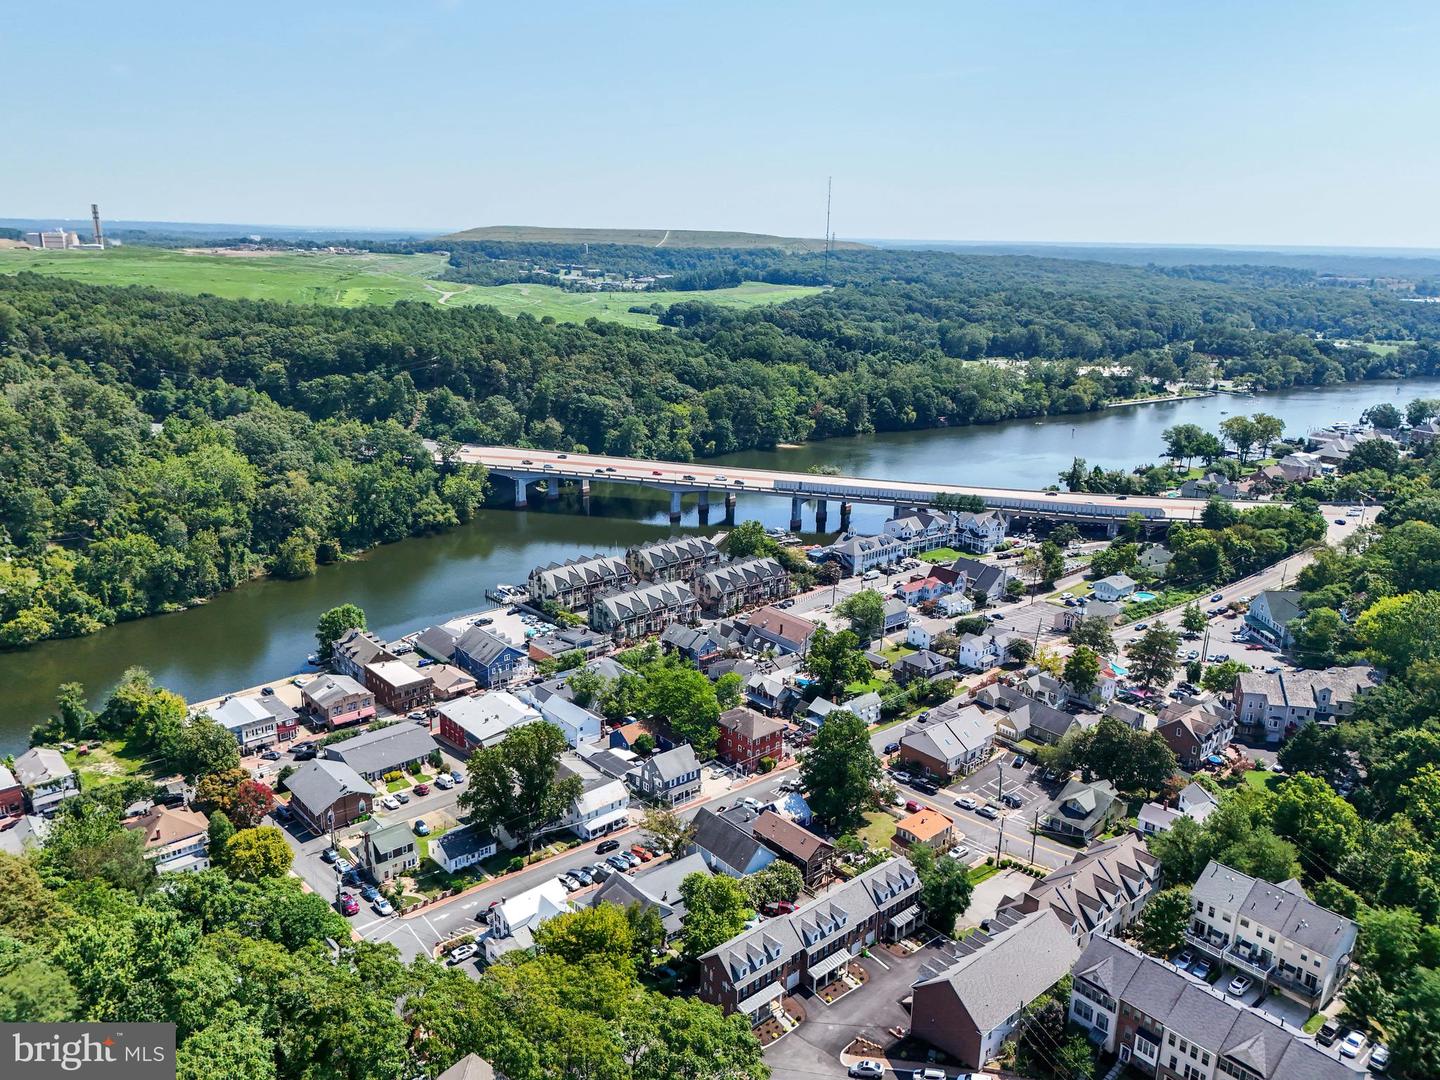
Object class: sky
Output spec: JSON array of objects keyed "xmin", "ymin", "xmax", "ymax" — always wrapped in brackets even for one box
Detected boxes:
[{"xmin": 5, "ymin": 0, "xmax": 1439, "ymax": 247}]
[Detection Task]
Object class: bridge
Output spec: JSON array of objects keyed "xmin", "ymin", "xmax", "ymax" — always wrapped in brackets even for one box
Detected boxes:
[{"xmin": 438, "ymin": 444, "xmax": 1215, "ymax": 534}]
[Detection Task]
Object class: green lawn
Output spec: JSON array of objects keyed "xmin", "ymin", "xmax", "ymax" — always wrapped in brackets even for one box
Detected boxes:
[
  {"xmin": 967, "ymin": 863, "xmax": 1001, "ymax": 886},
  {"xmin": 857, "ymin": 812, "xmax": 897, "ymax": 848},
  {"xmin": 878, "ymin": 642, "xmax": 917, "ymax": 664},
  {"xmin": 844, "ymin": 672, "xmax": 891, "ymax": 696},
  {"xmin": 1241, "ymin": 768, "xmax": 1283, "ymax": 794},
  {"xmin": 0, "ymin": 248, "xmax": 821, "ymax": 326},
  {"xmin": 64, "ymin": 739, "xmax": 157, "ymax": 787},
  {"xmin": 917, "ymin": 547, "xmax": 964, "ymax": 564},
  {"xmin": 386, "ymin": 778, "xmax": 412, "ymax": 793}
]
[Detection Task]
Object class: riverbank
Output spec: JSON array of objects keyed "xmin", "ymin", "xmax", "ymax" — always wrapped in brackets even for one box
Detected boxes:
[{"xmin": 3, "ymin": 374, "xmax": 1436, "ymax": 753}]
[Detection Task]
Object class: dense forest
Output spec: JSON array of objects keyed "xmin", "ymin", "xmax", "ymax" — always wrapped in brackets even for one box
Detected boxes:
[{"xmin": 1, "ymin": 244, "xmax": 1439, "ymax": 649}]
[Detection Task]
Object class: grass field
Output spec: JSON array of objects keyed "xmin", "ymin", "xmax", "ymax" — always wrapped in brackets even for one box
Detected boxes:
[
  {"xmin": 441, "ymin": 224, "xmax": 869, "ymax": 251},
  {"xmin": 0, "ymin": 247, "xmax": 824, "ymax": 326}
]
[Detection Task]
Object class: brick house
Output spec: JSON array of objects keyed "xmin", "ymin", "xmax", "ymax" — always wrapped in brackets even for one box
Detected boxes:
[
  {"xmin": 717, "ymin": 707, "xmax": 785, "ymax": 774},
  {"xmin": 752, "ymin": 810, "xmax": 834, "ymax": 887},
  {"xmin": 284, "ymin": 759, "xmax": 373, "ymax": 834},
  {"xmin": 364, "ymin": 660, "xmax": 435, "ymax": 715},
  {"xmin": 300, "ymin": 675, "xmax": 375, "ymax": 730}
]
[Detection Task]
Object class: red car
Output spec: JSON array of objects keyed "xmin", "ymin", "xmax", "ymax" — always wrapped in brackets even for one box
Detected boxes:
[
  {"xmin": 413, "ymin": 783, "xmax": 430, "ymax": 796},
  {"xmin": 761, "ymin": 900, "xmax": 796, "ymax": 917},
  {"xmin": 630, "ymin": 844, "xmax": 653, "ymax": 862},
  {"xmin": 338, "ymin": 893, "xmax": 359, "ymax": 916}
]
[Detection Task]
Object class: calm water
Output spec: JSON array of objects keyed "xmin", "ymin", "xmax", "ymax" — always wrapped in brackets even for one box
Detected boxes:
[{"xmin": 4, "ymin": 376, "xmax": 1435, "ymax": 752}]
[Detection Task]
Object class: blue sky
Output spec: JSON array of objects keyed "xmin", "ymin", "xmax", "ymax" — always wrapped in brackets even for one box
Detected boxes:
[{"xmin": 5, "ymin": 0, "xmax": 1438, "ymax": 246}]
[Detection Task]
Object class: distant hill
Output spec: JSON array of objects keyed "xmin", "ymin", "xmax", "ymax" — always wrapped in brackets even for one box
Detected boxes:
[{"xmin": 441, "ymin": 225, "xmax": 870, "ymax": 252}]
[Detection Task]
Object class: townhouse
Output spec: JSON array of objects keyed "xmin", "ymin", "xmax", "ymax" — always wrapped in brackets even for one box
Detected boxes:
[
  {"xmin": 1232, "ymin": 665, "xmax": 1374, "ymax": 744},
  {"xmin": 331, "ymin": 628, "xmax": 397, "ymax": 682},
  {"xmin": 364, "ymin": 659, "xmax": 435, "ymax": 715},
  {"xmin": 659, "ymin": 622, "xmax": 729, "ymax": 666},
  {"xmin": 883, "ymin": 510, "xmax": 958, "ymax": 552},
  {"xmin": 631, "ymin": 744, "xmax": 702, "ymax": 806},
  {"xmin": 752, "ymin": 811, "xmax": 833, "ymax": 886},
  {"xmin": 301, "ymin": 674, "xmax": 375, "ymax": 730},
  {"xmin": 625, "ymin": 534, "xmax": 722, "ymax": 582},
  {"xmin": 717, "ymin": 706, "xmax": 785, "ymax": 774},
  {"xmin": 1068, "ymin": 936, "xmax": 1359, "ymax": 1080},
  {"xmin": 831, "ymin": 534, "xmax": 907, "ymax": 576},
  {"xmin": 692, "ymin": 557, "xmax": 791, "ymax": 615},
  {"xmin": 452, "ymin": 626, "xmax": 532, "ymax": 688},
  {"xmin": 1186, "ymin": 860, "xmax": 1358, "ymax": 1010},
  {"xmin": 698, "ymin": 859, "xmax": 923, "ymax": 1020},
  {"xmin": 911, "ymin": 909, "xmax": 1081, "ymax": 1070},
  {"xmin": 1243, "ymin": 589, "xmax": 1302, "ymax": 649},
  {"xmin": 529, "ymin": 553, "xmax": 633, "ymax": 612},
  {"xmin": 996, "ymin": 834, "xmax": 1161, "ymax": 945},
  {"xmin": 897, "ymin": 702, "xmax": 996, "ymax": 779},
  {"xmin": 952, "ymin": 510, "xmax": 1008, "ymax": 553},
  {"xmin": 590, "ymin": 580, "xmax": 700, "ymax": 640}
]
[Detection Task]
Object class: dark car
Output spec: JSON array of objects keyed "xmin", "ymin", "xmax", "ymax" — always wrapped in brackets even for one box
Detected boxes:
[
  {"xmin": 1002, "ymin": 792, "xmax": 1024, "ymax": 809},
  {"xmin": 597, "ymin": 839, "xmax": 620, "ymax": 854},
  {"xmin": 292, "ymin": 743, "xmax": 317, "ymax": 761},
  {"xmin": 1316, "ymin": 1019, "xmax": 1341, "ymax": 1047},
  {"xmin": 261, "ymin": 749, "xmax": 282, "ymax": 761},
  {"xmin": 883, "ymin": 741, "xmax": 901, "ymax": 755},
  {"xmin": 360, "ymin": 884, "xmax": 380, "ymax": 902},
  {"xmin": 321, "ymin": 847, "xmax": 339, "ymax": 864},
  {"xmin": 912, "ymin": 779, "xmax": 939, "ymax": 796},
  {"xmin": 413, "ymin": 783, "xmax": 430, "ymax": 796},
  {"xmin": 761, "ymin": 900, "xmax": 796, "ymax": 917}
]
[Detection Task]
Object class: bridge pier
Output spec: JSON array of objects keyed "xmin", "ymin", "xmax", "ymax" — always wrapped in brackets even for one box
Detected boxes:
[
  {"xmin": 513, "ymin": 476, "xmax": 530, "ymax": 508},
  {"xmin": 839, "ymin": 502, "xmax": 852, "ymax": 531},
  {"xmin": 698, "ymin": 490, "xmax": 710, "ymax": 526},
  {"xmin": 546, "ymin": 480, "xmax": 559, "ymax": 501},
  {"xmin": 669, "ymin": 489, "xmax": 683, "ymax": 524},
  {"xmin": 790, "ymin": 496, "xmax": 804, "ymax": 533},
  {"xmin": 724, "ymin": 493, "xmax": 736, "ymax": 524},
  {"xmin": 815, "ymin": 499, "xmax": 828, "ymax": 531},
  {"xmin": 893, "ymin": 503, "xmax": 910, "ymax": 517},
  {"xmin": 1105, "ymin": 520, "xmax": 1120, "ymax": 538}
]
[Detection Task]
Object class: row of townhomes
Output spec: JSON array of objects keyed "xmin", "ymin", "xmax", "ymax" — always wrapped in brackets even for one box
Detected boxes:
[{"xmin": 1231, "ymin": 665, "xmax": 1374, "ymax": 744}]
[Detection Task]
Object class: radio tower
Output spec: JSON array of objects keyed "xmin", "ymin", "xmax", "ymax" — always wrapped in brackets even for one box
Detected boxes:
[
  {"xmin": 823, "ymin": 177, "xmax": 833, "ymax": 280},
  {"xmin": 90, "ymin": 204, "xmax": 104, "ymax": 248}
]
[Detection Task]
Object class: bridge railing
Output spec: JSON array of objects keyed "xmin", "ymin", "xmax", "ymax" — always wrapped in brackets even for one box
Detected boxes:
[{"xmin": 770, "ymin": 479, "xmax": 1169, "ymax": 519}]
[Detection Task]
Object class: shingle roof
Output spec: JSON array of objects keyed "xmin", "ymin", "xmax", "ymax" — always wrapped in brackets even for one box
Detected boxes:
[
  {"xmin": 741, "ymin": 605, "xmax": 816, "ymax": 649},
  {"xmin": 1233, "ymin": 666, "xmax": 1373, "ymax": 711},
  {"xmin": 333, "ymin": 628, "xmax": 395, "ymax": 670},
  {"xmin": 212, "ymin": 695, "xmax": 275, "ymax": 733},
  {"xmin": 1000, "ymin": 834, "xmax": 1159, "ymax": 936},
  {"xmin": 14, "ymin": 747, "xmax": 71, "ymax": 786},
  {"xmin": 896, "ymin": 807, "xmax": 952, "ymax": 842},
  {"xmin": 628, "ymin": 535, "xmax": 719, "ymax": 573},
  {"xmin": 1192, "ymin": 861, "xmax": 1357, "ymax": 959},
  {"xmin": 324, "ymin": 724, "xmax": 438, "ymax": 776},
  {"xmin": 455, "ymin": 626, "xmax": 523, "ymax": 667},
  {"xmin": 645, "ymin": 743, "xmax": 699, "ymax": 782},
  {"xmin": 719, "ymin": 706, "xmax": 785, "ymax": 741},
  {"xmin": 900, "ymin": 703, "xmax": 995, "ymax": 762},
  {"xmin": 303, "ymin": 674, "xmax": 368, "ymax": 709},
  {"xmin": 697, "ymin": 556, "xmax": 787, "ymax": 594},
  {"xmin": 431, "ymin": 825, "xmax": 497, "ymax": 864},
  {"xmin": 413, "ymin": 625, "xmax": 459, "ymax": 662},
  {"xmin": 438, "ymin": 691, "xmax": 541, "ymax": 746},
  {"xmin": 124, "ymin": 805, "xmax": 209, "ymax": 850},
  {"xmin": 592, "ymin": 581, "xmax": 697, "ymax": 622},
  {"xmin": 690, "ymin": 806, "xmax": 769, "ymax": 874},
  {"xmin": 435, "ymin": 1055, "xmax": 496, "ymax": 1080},
  {"xmin": 285, "ymin": 759, "xmax": 371, "ymax": 814},
  {"xmin": 752, "ymin": 811, "xmax": 832, "ymax": 863}
]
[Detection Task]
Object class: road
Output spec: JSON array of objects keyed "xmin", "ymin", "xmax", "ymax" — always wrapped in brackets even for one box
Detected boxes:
[{"xmin": 444, "ymin": 443, "xmax": 1218, "ymax": 523}]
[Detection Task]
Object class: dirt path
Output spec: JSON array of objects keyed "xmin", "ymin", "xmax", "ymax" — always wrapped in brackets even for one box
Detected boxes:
[
  {"xmin": 422, "ymin": 281, "xmax": 465, "ymax": 304},
  {"xmin": 654, "ymin": 229, "xmax": 670, "ymax": 248}
]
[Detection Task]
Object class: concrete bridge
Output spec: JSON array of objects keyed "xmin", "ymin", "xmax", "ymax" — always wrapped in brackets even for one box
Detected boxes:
[{"xmin": 436, "ymin": 444, "xmax": 1216, "ymax": 534}]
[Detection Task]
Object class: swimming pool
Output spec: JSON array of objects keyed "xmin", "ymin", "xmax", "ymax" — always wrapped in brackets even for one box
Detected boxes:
[{"xmin": 1132, "ymin": 591, "xmax": 1158, "ymax": 602}]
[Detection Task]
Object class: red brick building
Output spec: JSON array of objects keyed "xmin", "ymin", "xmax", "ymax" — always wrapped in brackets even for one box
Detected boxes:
[{"xmin": 717, "ymin": 707, "xmax": 785, "ymax": 774}]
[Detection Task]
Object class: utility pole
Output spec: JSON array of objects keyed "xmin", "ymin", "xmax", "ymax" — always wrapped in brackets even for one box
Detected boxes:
[
  {"xmin": 1030, "ymin": 810, "xmax": 1038, "ymax": 865},
  {"xmin": 996, "ymin": 814, "xmax": 1007, "ymax": 861}
]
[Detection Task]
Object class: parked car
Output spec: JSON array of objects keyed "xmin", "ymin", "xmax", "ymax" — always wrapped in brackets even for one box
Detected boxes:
[
  {"xmin": 435, "ymin": 774, "xmax": 454, "ymax": 790},
  {"xmin": 913, "ymin": 779, "xmax": 939, "ymax": 796},
  {"xmin": 1370, "ymin": 1043, "xmax": 1390, "ymax": 1072},
  {"xmin": 1210, "ymin": 593, "xmax": 1224, "ymax": 602},
  {"xmin": 1135, "ymin": 622, "xmax": 1149, "ymax": 631},
  {"xmin": 1316, "ymin": 1019, "xmax": 1341, "ymax": 1046},
  {"xmin": 1339, "ymin": 1031, "xmax": 1366, "ymax": 1059},
  {"xmin": 1227, "ymin": 974, "xmax": 1252, "ymax": 996},
  {"xmin": 597, "ymin": 839, "xmax": 620, "ymax": 854},
  {"xmin": 334, "ymin": 856, "xmax": 353, "ymax": 873},
  {"xmin": 292, "ymin": 743, "xmax": 317, "ymax": 761},
  {"xmin": 380, "ymin": 795, "xmax": 400, "ymax": 811},
  {"xmin": 1175, "ymin": 949, "xmax": 1194, "ymax": 971},
  {"xmin": 557, "ymin": 874, "xmax": 581, "ymax": 892},
  {"xmin": 946, "ymin": 845, "xmax": 971, "ymax": 861},
  {"xmin": 413, "ymin": 783, "xmax": 430, "ymax": 796},
  {"xmin": 847, "ymin": 1062, "xmax": 884, "ymax": 1079},
  {"xmin": 394, "ymin": 790, "xmax": 410, "ymax": 804},
  {"xmin": 373, "ymin": 897, "xmax": 394, "ymax": 916},
  {"xmin": 451, "ymin": 770, "xmax": 464, "ymax": 783},
  {"xmin": 607, "ymin": 855, "xmax": 631, "ymax": 872},
  {"xmin": 976, "ymin": 804, "xmax": 999, "ymax": 820},
  {"xmin": 447, "ymin": 943, "xmax": 478, "ymax": 965},
  {"xmin": 955, "ymin": 795, "xmax": 978, "ymax": 811},
  {"xmin": 1001, "ymin": 792, "xmax": 1023, "ymax": 809},
  {"xmin": 412, "ymin": 820, "xmax": 431, "ymax": 836},
  {"xmin": 588, "ymin": 863, "xmax": 611, "ymax": 881},
  {"xmin": 570, "ymin": 867, "xmax": 593, "ymax": 886},
  {"xmin": 1190, "ymin": 958, "xmax": 1212, "ymax": 980},
  {"xmin": 913, "ymin": 1069, "xmax": 947, "ymax": 1080},
  {"xmin": 905, "ymin": 799, "xmax": 922, "ymax": 814},
  {"xmin": 341, "ymin": 868, "xmax": 363, "ymax": 886},
  {"xmin": 261, "ymin": 749, "xmax": 282, "ymax": 761},
  {"xmin": 359, "ymin": 883, "xmax": 380, "ymax": 901},
  {"xmin": 337, "ymin": 893, "xmax": 359, "ymax": 916},
  {"xmin": 1335, "ymin": 518, "xmax": 1347, "ymax": 526},
  {"xmin": 630, "ymin": 844, "xmax": 652, "ymax": 862},
  {"xmin": 1011, "ymin": 754, "xmax": 1025, "ymax": 767},
  {"xmin": 761, "ymin": 900, "xmax": 797, "ymax": 917}
]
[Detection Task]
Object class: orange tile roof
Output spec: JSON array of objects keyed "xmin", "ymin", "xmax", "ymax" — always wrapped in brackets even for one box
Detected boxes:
[{"xmin": 897, "ymin": 807, "xmax": 953, "ymax": 842}]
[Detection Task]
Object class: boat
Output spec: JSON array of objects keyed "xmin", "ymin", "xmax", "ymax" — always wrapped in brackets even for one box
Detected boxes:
[{"xmin": 486, "ymin": 583, "xmax": 527, "ymax": 604}]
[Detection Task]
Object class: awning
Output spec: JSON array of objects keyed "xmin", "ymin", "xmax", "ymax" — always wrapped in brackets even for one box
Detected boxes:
[
  {"xmin": 807, "ymin": 949, "xmax": 852, "ymax": 981},
  {"xmin": 889, "ymin": 905, "xmax": 921, "ymax": 930},
  {"xmin": 581, "ymin": 807, "xmax": 629, "ymax": 834},
  {"xmin": 735, "ymin": 979, "xmax": 785, "ymax": 1015}
]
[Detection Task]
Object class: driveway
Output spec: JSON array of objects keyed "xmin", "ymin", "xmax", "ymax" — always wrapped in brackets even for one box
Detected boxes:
[
  {"xmin": 766, "ymin": 940, "xmax": 955, "ymax": 1080},
  {"xmin": 955, "ymin": 869, "xmax": 1029, "ymax": 932}
]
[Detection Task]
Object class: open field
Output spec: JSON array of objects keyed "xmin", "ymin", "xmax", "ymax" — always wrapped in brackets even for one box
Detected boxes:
[
  {"xmin": 0, "ymin": 247, "xmax": 822, "ymax": 325},
  {"xmin": 441, "ymin": 224, "xmax": 870, "ymax": 250}
]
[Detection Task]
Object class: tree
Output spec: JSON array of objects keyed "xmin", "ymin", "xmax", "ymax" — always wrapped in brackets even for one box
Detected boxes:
[
  {"xmin": 624, "ymin": 901, "xmax": 667, "ymax": 961},
  {"xmin": 167, "ymin": 716, "xmax": 241, "ymax": 779},
  {"xmin": 1289, "ymin": 607, "xmax": 1343, "ymax": 668},
  {"xmin": 206, "ymin": 811, "xmax": 236, "ymax": 868},
  {"xmin": 641, "ymin": 661, "xmax": 720, "ymax": 758},
  {"xmin": 195, "ymin": 770, "xmax": 274, "ymax": 829},
  {"xmin": 1068, "ymin": 616, "xmax": 1116, "ymax": 655},
  {"xmin": 1005, "ymin": 638, "xmax": 1034, "ymax": 666},
  {"xmin": 47, "ymin": 682, "xmax": 95, "ymax": 742},
  {"xmin": 725, "ymin": 520, "xmax": 776, "ymax": 559},
  {"xmin": 1357, "ymin": 592, "xmax": 1440, "ymax": 676},
  {"xmin": 740, "ymin": 862, "xmax": 804, "ymax": 908},
  {"xmin": 640, "ymin": 807, "xmax": 696, "ymax": 859},
  {"xmin": 1361, "ymin": 402, "xmax": 1404, "ymax": 430},
  {"xmin": 1180, "ymin": 603, "xmax": 1207, "ymax": 635},
  {"xmin": 1125, "ymin": 625, "xmax": 1182, "ymax": 691},
  {"xmin": 564, "ymin": 666, "xmax": 606, "ymax": 709},
  {"xmin": 1148, "ymin": 816, "xmax": 1213, "ymax": 884},
  {"xmin": 315, "ymin": 603, "xmax": 366, "ymax": 662},
  {"xmin": 1064, "ymin": 645, "xmax": 1101, "ymax": 696},
  {"xmin": 1250, "ymin": 413, "xmax": 1285, "ymax": 457},
  {"xmin": 224, "ymin": 826, "xmax": 294, "ymax": 882},
  {"xmin": 836, "ymin": 589, "xmax": 886, "ymax": 641},
  {"xmin": 1199, "ymin": 659, "xmax": 1251, "ymax": 694},
  {"xmin": 1051, "ymin": 523, "xmax": 1081, "ymax": 546},
  {"xmin": 799, "ymin": 710, "xmax": 882, "ymax": 831},
  {"xmin": 1219, "ymin": 415, "xmax": 1260, "ymax": 464},
  {"xmin": 460, "ymin": 722, "xmax": 581, "ymax": 851},
  {"xmin": 804, "ymin": 626, "xmax": 870, "ymax": 698},
  {"xmin": 908, "ymin": 845, "xmax": 973, "ymax": 934},
  {"xmin": 42, "ymin": 803, "xmax": 154, "ymax": 894},
  {"xmin": 679, "ymin": 873, "xmax": 750, "ymax": 959},
  {"xmin": 534, "ymin": 905, "xmax": 634, "ymax": 967},
  {"xmin": 1131, "ymin": 886, "xmax": 1192, "ymax": 957},
  {"xmin": 1163, "ymin": 423, "xmax": 1208, "ymax": 467},
  {"xmin": 1342, "ymin": 438, "xmax": 1401, "ymax": 475}
]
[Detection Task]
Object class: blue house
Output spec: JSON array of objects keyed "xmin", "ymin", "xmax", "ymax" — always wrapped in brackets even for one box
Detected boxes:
[{"xmin": 452, "ymin": 627, "xmax": 531, "ymax": 688}]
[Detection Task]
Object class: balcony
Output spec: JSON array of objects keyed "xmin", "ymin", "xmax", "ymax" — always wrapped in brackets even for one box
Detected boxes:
[
  {"xmin": 1267, "ymin": 965, "xmax": 1323, "ymax": 1003},
  {"xmin": 1225, "ymin": 945, "xmax": 1277, "ymax": 980},
  {"xmin": 1185, "ymin": 927, "xmax": 1231, "ymax": 954}
]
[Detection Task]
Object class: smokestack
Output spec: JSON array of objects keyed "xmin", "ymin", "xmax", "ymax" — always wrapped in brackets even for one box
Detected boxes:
[{"xmin": 91, "ymin": 204, "xmax": 104, "ymax": 248}]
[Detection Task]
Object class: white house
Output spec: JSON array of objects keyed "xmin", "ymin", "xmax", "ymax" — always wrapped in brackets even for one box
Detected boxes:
[
  {"xmin": 123, "ymin": 805, "xmax": 211, "ymax": 873},
  {"xmin": 1090, "ymin": 575, "xmax": 1138, "ymax": 602},
  {"xmin": 906, "ymin": 623, "xmax": 933, "ymax": 650},
  {"xmin": 211, "ymin": 696, "xmax": 279, "ymax": 752},
  {"xmin": 430, "ymin": 826, "xmax": 498, "ymax": 874},
  {"xmin": 534, "ymin": 694, "xmax": 603, "ymax": 748},
  {"xmin": 14, "ymin": 748, "xmax": 78, "ymax": 814},
  {"xmin": 486, "ymin": 878, "xmax": 571, "ymax": 961},
  {"xmin": 938, "ymin": 592, "xmax": 974, "ymax": 616},
  {"xmin": 805, "ymin": 691, "xmax": 881, "ymax": 728}
]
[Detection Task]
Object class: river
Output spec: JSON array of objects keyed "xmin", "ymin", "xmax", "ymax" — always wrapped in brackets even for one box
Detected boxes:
[{"xmin": 4, "ymin": 376, "xmax": 1435, "ymax": 753}]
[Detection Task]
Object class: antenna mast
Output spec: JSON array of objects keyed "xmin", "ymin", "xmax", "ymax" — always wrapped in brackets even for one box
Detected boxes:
[{"xmin": 823, "ymin": 176, "xmax": 832, "ymax": 279}]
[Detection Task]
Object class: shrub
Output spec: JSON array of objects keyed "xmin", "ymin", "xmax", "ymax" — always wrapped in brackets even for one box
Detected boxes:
[
  {"xmin": 407, "ymin": 760, "xmax": 424, "ymax": 776},
  {"xmin": 383, "ymin": 770, "xmax": 404, "ymax": 784},
  {"xmin": 507, "ymin": 856, "xmax": 525, "ymax": 873},
  {"xmin": 759, "ymin": 756, "xmax": 776, "ymax": 773}
]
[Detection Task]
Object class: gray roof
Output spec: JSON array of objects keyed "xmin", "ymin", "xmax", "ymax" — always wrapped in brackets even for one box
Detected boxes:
[
  {"xmin": 950, "ymin": 556, "xmax": 1009, "ymax": 594},
  {"xmin": 1049, "ymin": 778, "xmax": 1118, "ymax": 831},
  {"xmin": 1252, "ymin": 589, "xmax": 1302, "ymax": 626},
  {"xmin": 690, "ymin": 806, "xmax": 769, "ymax": 874},
  {"xmin": 324, "ymin": 724, "xmax": 438, "ymax": 776},
  {"xmin": 431, "ymin": 826, "xmax": 497, "ymax": 864},
  {"xmin": 1233, "ymin": 666, "xmax": 1374, "ymax": 711},
  {"xmin": 914, "ymin": 909, "xmax": 1081, "ymax": 1033},
  {"xmin": 697, "ymin": 556, "xmax": 787, "ymax": 593},
  {"xmin": 304, "ymin": 674, "xmax": 368, "ymax": 709},
  {"xmin": 592, "ymin": 851, "xmax": 711, "ymax": 935},
  {"xmin": 455, "ymin": 626, "xmax": 523, "ymax": 667},
  {"xmin": 660, "ymin": 622, "xmax": 723, "ymax": 655},
  {"xmin": 435, "ymin": 1055, "xmax": 496, "ymax": 1080},
  {"xmin": 646, "ymin": 743, "xmax": 699, "ymax": 783},
  {"xmin": 1072, "ymin": 936, "xmax": 1361, "ymax": 1080},
  {"xmin": 13, "ymin": 747, "xmax": 71, "ymax": 787},
  {"xmin": 896, "ymin": 649, "xmax": 953, "ymax": 677},
  {"xmin": 900, "ymin": 703, "xmax": 995, "ymax": 761},
  {"xmin": 361, "ymin": 818, "xmax": 416, "ymax": 858},
  {"xmin": 1094, "ymin": 573, "xmax": 1137, "ymax": 591},
  {"xmin": 333, "ymin": 628, "xmax": 395, "ymax": 670},
  {"xmin": 533, "ymin": 553, "xmax": 630, "ymax": 592},
  {"xmin": 1192, "ymin": 861, "xmax": 1357, "ymax": 959},
  {"xmin": 719, "ymin": 706, "xmax": 785, "ymax": 741},
  {"xmin": 285, "ymin": 759, "xmax": 371, "ymax": 814},
  {"xmin": 413, "ymin": 625, "xmax": 459, "ymax": 663},
  {"xmin": 592, "ymin": 580, "xmax": 697, "ymax": 623},
  {"xmin": 629, "ymin": 534, "xmax": 720, "ymax": 572}
]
